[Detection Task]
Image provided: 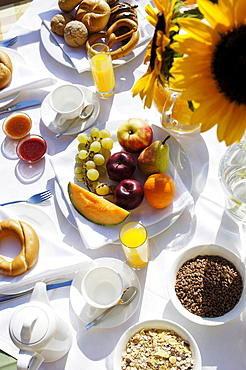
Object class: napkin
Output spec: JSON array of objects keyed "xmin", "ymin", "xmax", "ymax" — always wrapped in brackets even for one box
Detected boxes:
[
  {"xmin": 49, "ymin": 126, "xmax": 194, "ymax": 250},
  {"xmin": 0, "ymin": 61, "xmax": 57, "ymax": 100},
  {"xmin": 0, "ymin": 206, "xmax": 92, "ymax": 294},
  {"xmin": 39, "ymin": 1, "xmax": 153, "ymax": 74}
]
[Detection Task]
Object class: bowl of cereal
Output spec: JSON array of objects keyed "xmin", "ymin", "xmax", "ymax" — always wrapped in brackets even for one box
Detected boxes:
[
  {"xmin": 114, "ymin": 319, "xmax": 202, "ymax": 370},
  {"xmin": 168, "ymin": 244, "xmax": 246, "ymax": 326}
]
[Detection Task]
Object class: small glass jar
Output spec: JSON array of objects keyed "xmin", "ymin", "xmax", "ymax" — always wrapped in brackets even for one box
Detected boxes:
[
  {"xmin": 16, "ymin": 134, "xmax": 47, "ymax": 163},
  {"xmin": 2, "ymin": 112, "xmax": 32, "ymax": 139}
]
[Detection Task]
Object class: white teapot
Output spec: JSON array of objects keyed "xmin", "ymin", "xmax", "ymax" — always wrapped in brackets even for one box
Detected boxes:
[{"xmin": 9, "ymin": 282, "xmax": 72, "ymax": 370}]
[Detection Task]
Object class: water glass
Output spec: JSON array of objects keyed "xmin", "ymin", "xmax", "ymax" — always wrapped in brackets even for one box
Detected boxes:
[
  {"xmin": 219, "ymin": 140, "xmax": 246, "ymax": 223},
  {"xmin": 119, "ymin": 222, "xmax": 149, "ymax": 269},
  {"xmin": 87, "ymin": 43, "xmax": 115, "ymax": 98}
]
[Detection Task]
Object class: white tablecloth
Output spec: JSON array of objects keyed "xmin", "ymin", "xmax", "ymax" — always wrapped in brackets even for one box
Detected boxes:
[{"xmin": 1, "ymin": 0, "xmax": 246, "ymax": 369}]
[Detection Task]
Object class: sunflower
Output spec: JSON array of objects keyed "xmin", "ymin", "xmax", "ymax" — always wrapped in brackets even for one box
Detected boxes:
[
  {"xmin": 132, "ymin": 0, "xmax": 177, "ymax": 108},
  {"xmin": 170, "ymin": 0, "xmax": 246, "ymax": 145}
]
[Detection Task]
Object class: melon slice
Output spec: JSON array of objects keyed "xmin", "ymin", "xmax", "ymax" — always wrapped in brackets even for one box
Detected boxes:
[{"xmin": 68, "ymin": 182, "xmax": 130, "ymax": 226}]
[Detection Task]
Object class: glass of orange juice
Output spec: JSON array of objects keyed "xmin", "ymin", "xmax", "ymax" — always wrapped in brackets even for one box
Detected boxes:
[
  {"xmin": 119, "ymin": 222, "xmax": 149, "ymax": 269},
  {"xmin": 87, "ymin": 43, "xmax": 115, "ymax": 98}
]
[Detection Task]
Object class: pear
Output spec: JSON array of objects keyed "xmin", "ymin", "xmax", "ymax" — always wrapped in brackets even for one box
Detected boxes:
[{"xmin": 137, "ymin": 136, "xmax": 170, "ymax": 176}]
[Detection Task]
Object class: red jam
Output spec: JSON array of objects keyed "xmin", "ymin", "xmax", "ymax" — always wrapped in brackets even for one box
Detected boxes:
[
  {"xmin": 17, "ymin": 135, "xmax": 47, "ymax": 162},
  {"xmin": 3, "ymin": 113, "xmax": 32, "ymax": 139}
]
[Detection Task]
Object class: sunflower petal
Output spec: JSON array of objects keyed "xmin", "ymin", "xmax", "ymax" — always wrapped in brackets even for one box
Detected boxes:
[
  {"xmin": 191, "ymin": 94, "xmax": 228, "ymax": 130},
  {"xmin": 217, "ymin": 103, "xmax": 246, "ymax": 145},
  {"xmin": 172, "ymin": 36, "xmax": 214, "ymax": 55},
  {"xmin": 197, "ymin": 0, "xmax": 232, "ymax": 31},
  {"xmin": 176, "ymin": 18, "xmax": 220, "ymax": 44}
]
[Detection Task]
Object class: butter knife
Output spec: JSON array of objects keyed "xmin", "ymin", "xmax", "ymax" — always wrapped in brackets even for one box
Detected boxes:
[
  {"xmin": 0, "ymin": 100, "xmax": 41, "ymax": 115},
  {"xmin": 0, "ymin": 279, "xmax": 73, "ymax": 303}
]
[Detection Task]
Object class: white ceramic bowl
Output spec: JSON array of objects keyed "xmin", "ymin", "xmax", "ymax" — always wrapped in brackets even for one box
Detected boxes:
[
  {"xmin": 168, "ymin": 244, "xmax": 246, "ymax": 326},
  {"xmin": 114, "ymin": 319, "xmax": 202, "ymax": 370}
]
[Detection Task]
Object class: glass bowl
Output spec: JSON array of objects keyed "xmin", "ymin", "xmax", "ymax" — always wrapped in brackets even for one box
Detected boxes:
[
  {"xmin": 2, "ymin": 112, "xmax": 32, "ymax": 139},
  {"xmin": 16, "ymin": 134, "xmax": 47, "ymax": 163}
]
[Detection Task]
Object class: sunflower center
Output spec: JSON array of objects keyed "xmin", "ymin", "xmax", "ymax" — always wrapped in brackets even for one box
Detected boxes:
[{"xmin": 211, "ymin": 24, "xmax": 246, "ymax": 106}]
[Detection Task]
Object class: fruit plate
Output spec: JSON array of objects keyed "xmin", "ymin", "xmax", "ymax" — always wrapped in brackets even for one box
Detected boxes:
[{"xmin": 50, "ymin": 122, "xmax": 194, "ymax": 249}]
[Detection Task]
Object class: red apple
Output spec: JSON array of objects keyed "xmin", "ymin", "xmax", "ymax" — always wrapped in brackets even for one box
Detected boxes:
[
  {"xmin": 114, "ymin": 179, "xmax": 144, "ymax": 210},
  {"xmin": 117, "ymin": 118, "xmax": 153, "ymax": 153},
  {"xmin": 106, "ymin": 152, "xmax": 136, "ymax": 182}
]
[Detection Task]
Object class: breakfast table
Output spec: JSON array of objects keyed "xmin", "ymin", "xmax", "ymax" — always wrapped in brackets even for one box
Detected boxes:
[{"xmin": 1, "ymin": 0, "xmax": 246, "ymax": 369}]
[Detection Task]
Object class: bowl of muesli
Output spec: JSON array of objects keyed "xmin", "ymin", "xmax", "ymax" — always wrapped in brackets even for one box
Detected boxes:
[
  {"xmin": 114, "ymin": 319, "xmax": 202, "ymax": 370},
  {"xmin": 168, "ymin": 244, "xmax": 246, "ymax": 326}
]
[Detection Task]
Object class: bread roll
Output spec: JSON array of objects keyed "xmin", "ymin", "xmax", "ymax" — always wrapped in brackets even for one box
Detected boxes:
[
  {"xmin": 0, "ymin": 50, "xmax": 13, "ymax": 90},
  {"xmin": 76, "ymin": 0, "xmax": 110, "ymax": 33},
  {"xmin": 0, "ymin": 219, "xmax": 39, "ymax": 277},
  {"xmin": 51, "ymin": 13, "xmax": 74, "ymax": 36},
  {"xmin": 58, "ymin": 0, "xmax": 82, "ymax": 12},
  {"xmin": 64, "ymin": 20, "xmax": 88, "ymax": 47}
]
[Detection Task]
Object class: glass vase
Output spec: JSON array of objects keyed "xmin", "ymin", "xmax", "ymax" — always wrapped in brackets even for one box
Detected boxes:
[
  {"xmin": 218, "ymin": 136, "xmax": 246, "ymax": 224},
  {"xmin": 153, "ymin": 79, "xmax": 201, "ymax": 134}
]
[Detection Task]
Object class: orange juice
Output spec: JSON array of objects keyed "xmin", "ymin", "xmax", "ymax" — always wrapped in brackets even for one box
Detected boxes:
[
  {"xmin": 120, "ymin": 223, "xmax": 149, "ymax": 269},
  {"xmin": 90, "ymin": 53, "xmax": 115, "ymax": 98}
]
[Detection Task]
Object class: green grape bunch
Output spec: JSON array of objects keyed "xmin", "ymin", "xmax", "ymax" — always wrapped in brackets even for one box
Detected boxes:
[{"xmin": 74, "ymin": 127, "xmax": 115, "ymax": 196}]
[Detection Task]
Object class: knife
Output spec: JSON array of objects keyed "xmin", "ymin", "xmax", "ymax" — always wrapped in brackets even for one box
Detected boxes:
[
  {"xmin": 0, "ymin": 100, "xmax": 41, "ymax": 115},
  {"xmin": 0, "ymin": 279, "xmax": 73, "ymax": 303}
]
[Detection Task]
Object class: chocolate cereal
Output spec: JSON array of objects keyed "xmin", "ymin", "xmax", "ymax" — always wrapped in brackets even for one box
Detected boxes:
[{"xmin": 175, "ymin": 254, "xmax": 243, "ymax": 317}]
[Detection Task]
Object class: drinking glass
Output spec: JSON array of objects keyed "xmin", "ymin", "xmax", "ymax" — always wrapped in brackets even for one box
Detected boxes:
[
  {"xmin": 219, "ymin": 140, "xmax": 246, "ymax": 223},
  {"xmin": 87, "ymin": 43, "xmax": 115, "ymax": 98},
  {"xmin": 120, "ymin": 222, "xmax": 149, "ymax": 269}
]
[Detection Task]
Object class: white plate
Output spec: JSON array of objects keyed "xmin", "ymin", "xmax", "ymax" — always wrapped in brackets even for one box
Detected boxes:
[
  {"xmin": 70, "ymin": 257, "xmax": 141, "ymax": 329},
  {"xmin": 0, "ymin": 47, "xmax": 25, "ymax": 109},
  {"xmin": 41, "ymin": 84, "xmax": 100, "ymax": 135},
  {"xmin": 4, "ymin": 203, "xmax": 58, "ymax": 236},
  {"xmin": 54, "ymin": 123, "xmax": 193, "ymax": 240},
  {"xmin": 0, "ymin": 203, "xmax": 58, "ymax": 295},
  {"xmin": 40, "ymin": 4, "xmax": 153, "ymax": 71}
]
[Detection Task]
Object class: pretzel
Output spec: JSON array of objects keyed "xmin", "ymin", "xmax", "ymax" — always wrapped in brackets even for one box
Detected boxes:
[
  {"xmin": 86, "ymin": 18, "xmax": 140, "ymax": 60},
  {"xmin": 0, "ymin": 220, "xmax": 39, "ymax": 276}
]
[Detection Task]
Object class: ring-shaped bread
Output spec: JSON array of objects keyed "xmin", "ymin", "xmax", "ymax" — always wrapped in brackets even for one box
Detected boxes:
[
  {"xmin": 0, "ymin": 50, "xmax": 13, "ymax": 90},
  {"xmin": 0, "ymin": 219, "xmax": 39, "ymax": 276},
  {"xmin": 86, "ymin": 18, "xmax": 140, "ymax": 60}
]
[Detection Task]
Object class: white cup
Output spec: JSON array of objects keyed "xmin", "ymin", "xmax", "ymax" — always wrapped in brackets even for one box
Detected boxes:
[
  {"xmin": 50, "ymin": 84, "xmax": 84, "ymax": 123},
  {"xmin": 82, "ymin": 266, "xmax": 123, "ymax": 309}
]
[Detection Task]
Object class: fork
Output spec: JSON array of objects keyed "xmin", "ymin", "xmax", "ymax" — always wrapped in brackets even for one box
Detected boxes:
[
  {"xmin": 0, "ymin": 189, "xmax": 52, "ymax": 206},
  {"xmin": 0, "ymin": 36, "xmax": 18, "ymax": 48}
]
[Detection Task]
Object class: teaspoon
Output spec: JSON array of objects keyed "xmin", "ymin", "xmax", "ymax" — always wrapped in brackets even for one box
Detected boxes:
[
  {"xmin": 84, "ymin": 286, "xmax": 138, "ymax": 330},
  {"xmin": 55, "ymin": 104, "xmax": 94, "ymax": 139}
]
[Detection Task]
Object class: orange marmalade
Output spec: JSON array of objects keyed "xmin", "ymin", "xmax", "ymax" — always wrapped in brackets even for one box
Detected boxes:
[{"xmin": 3, "ymin": 113, "xmax": 32, "ymax": 139}]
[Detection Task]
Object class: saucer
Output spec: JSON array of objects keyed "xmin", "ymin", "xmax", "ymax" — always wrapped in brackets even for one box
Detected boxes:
[
  {"xmin": 41, "ymin": 84, "xmax": 100, "ymax": 135},
  {"xmin": 70, "ymin": 257, "xmax": 141, "ymax": 329}
]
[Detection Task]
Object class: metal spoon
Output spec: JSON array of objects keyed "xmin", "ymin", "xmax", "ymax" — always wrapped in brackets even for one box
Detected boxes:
[
  {"xmin": 55, "ymin": 104, "xmax": 94, "ymax": 139},
  {"xmin": 84, "ymin": 286, "xmax": 138, "ymax": 330}
]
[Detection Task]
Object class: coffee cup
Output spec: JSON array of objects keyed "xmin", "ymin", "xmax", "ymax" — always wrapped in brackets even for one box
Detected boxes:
[
  {"xmin": 82, "ymin": 266, "xmax": 123, "ymax": 309},
  {"xmin": 50, "ymin": 84, "xmax": 84, "ymax": 125}
]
